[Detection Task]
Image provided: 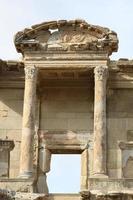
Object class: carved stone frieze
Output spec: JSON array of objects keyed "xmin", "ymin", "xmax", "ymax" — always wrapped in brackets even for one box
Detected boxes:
[{"xmin": 14, "ymin": 19, "xmax": 118, "ymax": 55}]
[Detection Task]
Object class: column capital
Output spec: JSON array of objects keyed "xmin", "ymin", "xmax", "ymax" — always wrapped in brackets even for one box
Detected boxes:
[
  {"xmin": 24, "ymin": 65, "xmax": 38, "ymax": 80},
  {"xmin": 94, "ymin": 66, "xmax": 108, "ymax": 81}
]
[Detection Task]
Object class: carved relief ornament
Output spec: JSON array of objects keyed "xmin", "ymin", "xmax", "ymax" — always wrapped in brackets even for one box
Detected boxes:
[
  {"xmin": 14, "ymin": 20, "xmax": 118, "ymax": 55},
  {"xmin": 24, "ymin": 66, "xmax": 38, "ymax": 80},
  {"xmin": 94, "ymin": 66, "xmax": 108, "ymax": 81}
]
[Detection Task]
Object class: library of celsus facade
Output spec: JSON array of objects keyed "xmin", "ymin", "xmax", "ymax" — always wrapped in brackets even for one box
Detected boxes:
[{"xmin": 0, "ymin": 19, "xmax": 133, "ymax": 200}]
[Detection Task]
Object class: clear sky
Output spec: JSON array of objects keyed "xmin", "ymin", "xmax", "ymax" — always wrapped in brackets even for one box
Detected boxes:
[
  {"xmin": 0, "ymin": 0, "xmax": 133, "ymax": 193},
  {"xmin": 0, "ymin": 0, "xmax": 133, "ymax": 60}
]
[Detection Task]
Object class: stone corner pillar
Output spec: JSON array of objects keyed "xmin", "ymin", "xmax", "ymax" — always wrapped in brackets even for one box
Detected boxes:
[
  {"xmin": 37, "ymin": 144, "xmax": 51, "ymax": 194},
  {"xmin": 19, "ymin": 65, "xmax": 38, "ymax": 178},
  {"xmin": 92, "ymin": 65, "xmax": 108, "ymax": 178}
]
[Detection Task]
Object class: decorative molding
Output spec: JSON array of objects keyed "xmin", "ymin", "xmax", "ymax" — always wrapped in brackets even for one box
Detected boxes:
[
  {"xmin": 0, "ymin": 140, "xmax": 14, "ymax": 151},
  {"xmin": 119, "ymin": 141, "xmax": 133, "ymax": 150}
]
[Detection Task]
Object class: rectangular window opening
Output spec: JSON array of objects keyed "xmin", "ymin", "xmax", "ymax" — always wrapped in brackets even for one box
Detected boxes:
[{"xmin": 47, "ymin": 154, "xmax": 81, "ymax": 193}]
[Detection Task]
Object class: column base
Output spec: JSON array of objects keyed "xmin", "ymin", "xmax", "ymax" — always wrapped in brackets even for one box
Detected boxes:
[
  {"xmin": 19, "ymin": 171, "xmax": 33, "ymax": 179},
  {"xmin": 90, "ymin": 173, "xmax": 108, "ymax": 179}
]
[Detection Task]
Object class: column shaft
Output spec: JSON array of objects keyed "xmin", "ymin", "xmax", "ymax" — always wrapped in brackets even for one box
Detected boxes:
[
  {"xmin": 19, "ymin": 65, "xmax": 38, "ymax": 178},
  {"xmin": 93, "ymin": 66, "xmax": 108, "ymax": 176}
]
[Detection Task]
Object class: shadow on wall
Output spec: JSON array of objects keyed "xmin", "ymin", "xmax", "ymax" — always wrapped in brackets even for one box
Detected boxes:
[{"xmin": 0, "ymin": 88, "xmax": 24, "ymax": 178}]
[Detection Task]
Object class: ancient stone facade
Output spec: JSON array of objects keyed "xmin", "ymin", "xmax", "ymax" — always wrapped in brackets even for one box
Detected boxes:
[{"xmin": 0, "ymin": 19, "xmax": 133, "ymax": 199}]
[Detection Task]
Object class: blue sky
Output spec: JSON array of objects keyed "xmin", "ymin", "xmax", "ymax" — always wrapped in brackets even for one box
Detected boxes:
[
  {"xmin": 47, "ymin": 155, "xmax": 80, "ymax": 193},
  {"xmin": 0, "ymin": 0, "xmax": 133, "ymax": 60},
  {"xmin": 0, "ymin": 0, "xmax": 133, "ymax": 193}
]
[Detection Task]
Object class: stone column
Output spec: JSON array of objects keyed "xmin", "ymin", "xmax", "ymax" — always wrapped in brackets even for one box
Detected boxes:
[
  {"xmin": 93, "ymin": 66, "xmax": 108, "ymax": 177},
  {"xmin": 19, "ymin": 65, "xmax": 38, "ymax": 178}
]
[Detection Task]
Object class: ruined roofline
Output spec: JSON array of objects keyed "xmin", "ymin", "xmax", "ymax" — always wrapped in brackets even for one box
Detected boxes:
[
  {"xmin": 0, "ymin": 59, "xmax": 24, "ymax": 73},
  {"xmin": 0, "ymin": 59, "xmax": 24, "ymax": 67},
  {"xmin": 14, "ymin": 19, "xmax": 118, "ymax": 55},
  {"xmin": 110, "ymin": 58, "xmax": 133, "ymax": 71}
]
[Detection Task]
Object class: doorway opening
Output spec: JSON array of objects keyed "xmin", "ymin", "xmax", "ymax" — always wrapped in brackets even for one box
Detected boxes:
[{"xmin": 47, "ymin": 154, "xmax": 81, "ymax": 193}]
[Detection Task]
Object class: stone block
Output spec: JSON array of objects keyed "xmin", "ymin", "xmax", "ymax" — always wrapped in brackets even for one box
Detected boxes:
[
  {"xmin": 10, "ymin": 148, "xmax": 21, "ymax": 161},
  {"xmin": 107, "ymin": 118, "xmax": 127, "ymax": 148},
  {"xmin": 39, "ymin": 148, "xmax": 51, "ymax": 173},
  {"xmin": 37, "ymin": 174, "xmax": 49, "ymax": 194},
  {"xmin": 107, "ymin": 149, "xmax": 118, "ymax": 169},
  {"xmin": 41, "ymin": 100, "xmax": 67, "ymax": 112},
  {"xmin": 127, "ymin": 130, "xmax": 133, "ymax": 141},
  {"xmin": 126, "ymin": 118, "xmax": 133, "ymax": 130},
  {"xmin": 0, "ymin": 169, "xmax": 8, "ymax": 178},
  {"xmin": 88, "ymin": 149, "xmax": 93, "ymax": 176},
  {"xmin": 108, "ymin": 169, "xmax": 118, "ymax": 178},
  {"xmin": 40, "ymin": 118, "xmax": 68, "ymax": 130},
  {"xmin": 0, "ymin": 179, "xmax": 34, "ymax": 192},
  {"xmin": 6, "ymin": 129, "xmax": 21, "ymax": 141},
  {"xmin": 41, "ymin": 100, "xmax": 93, "ymax": 113},
  {"xmin": 56, "ymin": 112, "xmax": 76, "ymax": 119},
  {"xmin": 0, "ymin": 117, "xmax": 22, "ymax": 129},
  {"xmin": 0, "ymin": 129, "xmax": 7, "ymax": 138},
  {"xmin": 68, "ymin": 118, "xmax": 93, "ymax": 130},
  {"xmin": 0, "ymin": 89, "xmax": 24, "ymax": 100},
  {"xmin": 107, "ymin": 89, "xmax": 133, "ymax": 113},
  {"xmin": 9, "ymin": 168, "xmax": 19, "ymax": 178},
  {"xmin": 49, "ymin": 194, "xmax": 80, "ymax": 200},
  {"xmin": 43, "ymin": 88, "xmax": 91, "ymax": 101},
  {"xmin": 67, "ymin": 100, "xmax": 93, "ymax": 112}
]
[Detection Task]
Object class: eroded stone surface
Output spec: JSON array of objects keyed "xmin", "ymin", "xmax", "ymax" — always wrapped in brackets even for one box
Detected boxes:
[
  {"xmin": 14, "ymin": 19, "xmax": 118, "ymax": 55},
  {"xmin": 0, "ymin": 189, "xmax": 48, "ymax": 200}
]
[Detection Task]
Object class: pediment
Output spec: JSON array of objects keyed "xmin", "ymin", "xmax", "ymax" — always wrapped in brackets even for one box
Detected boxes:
[{"xmin": 14, "ymin": 19, "xmax": 118, "ymax": 55}]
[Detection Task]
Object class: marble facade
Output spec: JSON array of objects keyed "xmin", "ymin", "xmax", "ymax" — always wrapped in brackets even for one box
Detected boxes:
[{"xmin": 0, "ymin": 19, "xmax": 132, "ymax": 200}]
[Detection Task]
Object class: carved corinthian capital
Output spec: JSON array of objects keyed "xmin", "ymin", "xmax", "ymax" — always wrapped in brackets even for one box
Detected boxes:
[
  {"xmin": 94, "ymin": 66, "xmax": 108, "ymax": 81},
  {"xmin": 24, "ymin": 66, "xmax": 38, "ymax": 80}
]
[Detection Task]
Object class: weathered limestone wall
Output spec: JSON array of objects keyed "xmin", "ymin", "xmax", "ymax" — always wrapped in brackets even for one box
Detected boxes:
[
  {"xmin": 0, "ymin": 84, "xmax": 132, "ymax": 181},
  {"xmin": 107, "ymin": 89, "xmax": 133, "ymax": 178},
  {"xmin": 0, "ymin": 89, "xmax": 23, "ymax": 178},
  {"xmin": 40, "ymin": 88, "xmax": 94, "ymax": 132}
]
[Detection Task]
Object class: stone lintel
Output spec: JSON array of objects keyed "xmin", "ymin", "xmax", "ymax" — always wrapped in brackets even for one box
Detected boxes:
[
  {"xmin": 23, "ymin": 51, "xmax": 109, "ymax": 61},
  {"xmin": 24, "ymin": 60, "xmax": 108, "ymax": 71},
  {"xmin": 39, "ymin": 130, "xmax": 91, "ymax": 153}
]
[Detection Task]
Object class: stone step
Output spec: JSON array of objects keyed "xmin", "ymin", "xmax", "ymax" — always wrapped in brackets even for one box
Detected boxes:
[{"xmin": 49, "ymin": 193, "xmax": 81, "ymax": 200}]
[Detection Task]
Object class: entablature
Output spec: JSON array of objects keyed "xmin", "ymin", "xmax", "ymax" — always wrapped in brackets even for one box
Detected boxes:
[{"xmin": 1, "ymin": 59, "xmax": 133, "ymax": 89}]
